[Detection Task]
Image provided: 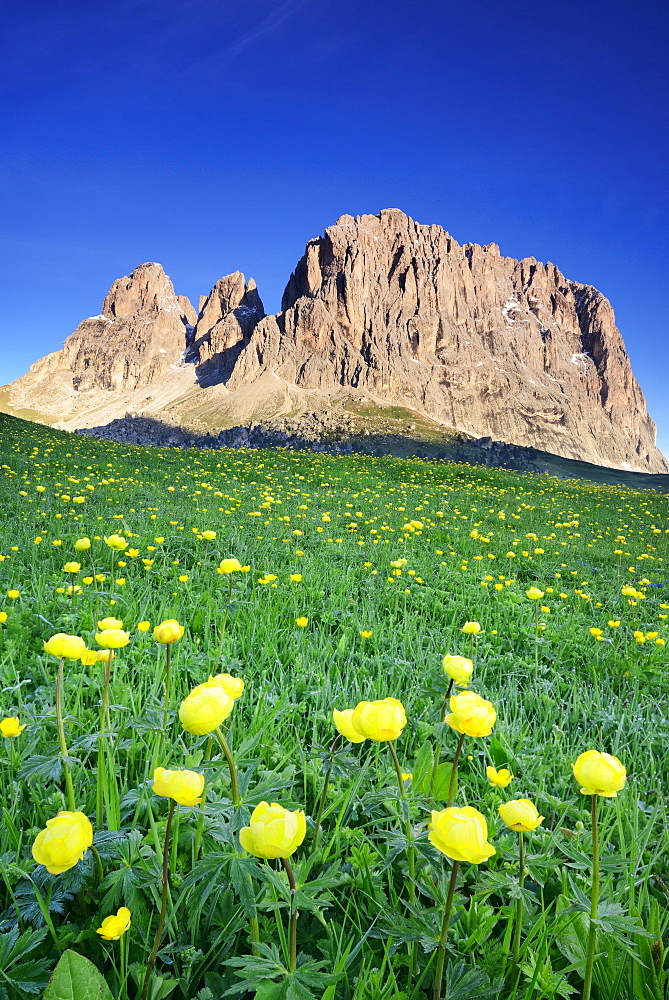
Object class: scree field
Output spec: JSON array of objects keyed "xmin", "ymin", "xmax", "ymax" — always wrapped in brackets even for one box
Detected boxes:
[{"xmin": 0, "ymin": 411, "xmax": 667, "ymax": 1000}]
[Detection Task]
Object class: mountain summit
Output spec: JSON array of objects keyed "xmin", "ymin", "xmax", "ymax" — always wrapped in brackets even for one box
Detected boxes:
[{"xmin": 1, "ymin": 209, "xmax": 666, "ymax": 472}]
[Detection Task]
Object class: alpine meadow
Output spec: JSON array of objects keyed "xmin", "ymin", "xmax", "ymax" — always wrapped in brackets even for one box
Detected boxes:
[{"xmin": 0, "ymin": 409, "xmax": 668, "ymax": 1000}]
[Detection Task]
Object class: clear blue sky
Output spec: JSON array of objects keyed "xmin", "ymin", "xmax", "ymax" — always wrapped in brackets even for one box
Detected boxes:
[{"xmin": 1, "ymin": 0, "xmax": 668, "ymax": 454}]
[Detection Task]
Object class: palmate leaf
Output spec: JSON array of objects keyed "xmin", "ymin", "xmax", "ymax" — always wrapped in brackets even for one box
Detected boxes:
[{"xmin": 0, "ymin": 926, "xmax": 52, "ymax": 999}]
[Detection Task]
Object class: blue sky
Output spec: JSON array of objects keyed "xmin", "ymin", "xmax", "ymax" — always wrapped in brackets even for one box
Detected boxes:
[{"xmin": 1, "ymin": 0, "xmax": 668, "ymax": 454}]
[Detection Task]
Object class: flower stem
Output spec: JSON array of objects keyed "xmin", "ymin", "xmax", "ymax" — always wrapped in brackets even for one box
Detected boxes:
[
  {"xmin": 193, "ymin": 735, "xmax": 213, "ymax": 863},
  {"xmin": 430, "ymin": 680, "xmax": 453, "ymax": 797},
  {"xmin": 161, "ymin": 644, "xmax": 171, "ymax": 734},
  {"xmin": 55, "ymin": 658, "xmax": 76, "ymax": 812},
  {"xmin": 509, "ymin": 831, "xmax": 525, "ymax": 986},
  {"xmin": 141, "ymin": 799, "xmax": 175, "ymax": 1000},
  {"xmin": 311, "ymin": 734, "xmax": 341, "ymax": 852},
  {"xmin": 582, "ymin": 795, "xmax": 600, "ymax": 1000},
  {"xmin": 280, "ymin": 856, "xmax": 298, "ymax": 973},
  {"xmin": 388, "ymin": 739, "xmax": 417, "ymax": 979},
  {"xmin": 215, "ymin": 576, "xmax": 234, "ymax": 667},
  {"xmin": 432, "ymin": 860, "xmax": 459, "ymax": 1000},
  {"xmin": 446, "ymin": 733, "xmax": 465, "ymax": 807},
  {"xmin": 214, "ymin": 727, "xmax": 240, "ymax": 805},
  {"xmin": 533, "ymin": 602, "xmax": 539, "ymax": 679}
]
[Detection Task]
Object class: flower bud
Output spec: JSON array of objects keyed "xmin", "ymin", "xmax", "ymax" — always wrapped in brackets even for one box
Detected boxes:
[
  {"xmin": 239, "ymin": 801, "xmax": 306, "ymax": 859},
  {"xmin": 179, "ymin": 683, "xmax": 234, "ymax": 735},
  {"xmin": 351, "ymin": 698, "xmax": 406, "ymax": 741},
  {"xmin": 98, "ymin": 617, "xmax": 123, "ymax": 631},
  {"xmin": 429, "ymin": 806, "xmax": 496, "ymax": 864},
  {"xmin": 152, "ymin": 767, "xmax": 204, "ymax": 806},
  {"xmin": 217, "ymin": 558, "xmax": 243, "ymax": 574},
  {"xmin": 460, "ymin": 621, "xmax": 482, "ymax": 634},
  {"xmin": 104, "ymin": 534, "xmax": 128, "ymax": 551},
  {"xmin": 525, "ymin": 587, "xmax": 544, "ymax": 601},
  {"xmin": 445, "ymin": 691, "xmax": 496, "ymax": 737},
  {"xmin": 572, "ymin": 750, "xmax": 626, "ymax": 797},
  {"xmin": 32, "ymin": 811, "xmax": 93, "ymax": 874},
  {"xmin": 63, "ymin": 562, "xmax": 81, "ymax": 574},
  {"xmin": 153, "ymin": 619, "xmax": 184, "ymax": 644},
  {"xmin": 442, "ymin": 654, "xmax": 474, "ymax": 687},
  {"xmin": 74, "ymin": 537, "xmax": 91, "ymax": 551},
  {"xmin": 499, "ymin": 799, "xmax": 544, "ymax": 832},
  {"xmin": 95, "ymin": 629, "xmax": 131, "ymax": 649},
  {"xmin": 43, "ymin": 633, "xmax": 87, "ymax": 660}
]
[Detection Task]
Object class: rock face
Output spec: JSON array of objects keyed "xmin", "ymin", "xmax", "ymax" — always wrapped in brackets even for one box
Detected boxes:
[{"xmin": 1, "ymin": 209, "xmax": 666, "ymax": 472}]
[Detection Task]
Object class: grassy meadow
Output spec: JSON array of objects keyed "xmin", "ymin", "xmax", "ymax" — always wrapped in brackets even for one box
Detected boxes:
[{"xmin": 0, "ymin": 411, "xmax": 668, "ymax": 1000}]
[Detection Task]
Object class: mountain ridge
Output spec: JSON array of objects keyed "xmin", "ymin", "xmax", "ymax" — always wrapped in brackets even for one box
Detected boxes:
[{"xmin": 1, "ymin": 208, "xmax": 666, "ymax": 473}]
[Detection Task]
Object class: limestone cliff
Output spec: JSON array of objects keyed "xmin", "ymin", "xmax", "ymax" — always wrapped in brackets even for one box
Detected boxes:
[{"xmin": 1, "ymin": 210, "xmax": 665, "ymax": 472}]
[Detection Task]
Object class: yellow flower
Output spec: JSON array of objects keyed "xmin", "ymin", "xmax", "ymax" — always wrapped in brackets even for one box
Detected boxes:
[
  {"xmin": 179, "ymin": 683, "xmax": 234, "ymax": 735},
  {"xmin": 499, "ymin": 799, "xmax": 544, "ymax": 832},
  {"xmin": 360, "ymin": 630, "xmax": 373, "ymax": 638},
  {"xmin": 63, "ymin": 562, "xmax": 81, "ymax": 574},
  {"xmin": 239, "ymin": 801, "xmax": 306, "ymax": 859},
  {"xmin": 460, "ymin": 621, "xmax": 482, "ymax": 634},
  {"xmin": 333, "ymin": 708, "xmax": 367, "ymax": 743},
  {"xmin": 153, "ymin": 619, "xmax": 184, "ymax": 644},
  {"xmin": 525, "ymin": 587, "xmax": 544, "ymax": 600},
  {"xmin": 74, "ymin": 537, "xmax": 91, "ymax": 551},
  {"xmin": 295, "ymin": 617, "xmax": 308, "ymax": 627},
  {"xmin": 0, "ymin": 717, "xmax": 26, "ymax": 737},
  {"xmin": 634, "ymin": 631, "xmax": 646, "ymax": 644},
  {"xmin": 486, "ymin": 765, "xmax": 513, "ymax": 787},
  {"xmin": 572, "ymin": 750, "xmax": 626, "ymax": 797},
  {"xmin": 137, "ymin": 620, "xmax": 151, "ymax": 632},
  {"xmin": 589, "ymin": 627, "xmax": 603, "ymax": 637},
  {"xmin": 96, "ymin": 906, "xmax": 131, "ymax": 941},
  {"xmin": 445, "ymin": 690, "xmax": 496, "ymax": 737},
  {"xmin": 104, "ymin": 534, "xmax": 128, "ymax": 551},
  {"xmin": 43, "ymin": 633, "xmax": 87, "ymax": 660},
  {"xmin": 442, "ymin": 654, "xmax": 474, "ymax": 687},
  {"xmin": 0, "ymin": 612, "xmax": 7, "ymax": 623},
  {"xmin": 96, "ymin": 649, "xmax": 113, "ymax": 663},
  {"xmin": 201, "ymin": 530, "xmax": 217, "ymax": 540},
  {"xmin": 31, "ymin": 811, "xmax": 93, "ymax": 874},
  {"xmin": 217, "ymin": 558, "xmax": 243, "ymax": 574},
  {"xmin": 95, "ymin": 629, "xmax": 131, "ymax": 649},
  {"xmin": 98, "ymin": 617, "xmax": 123, "ymax": 631},
  {"xmin": 79, "ymin": 649, "xmax": 99, "ymax": 666},
  {"xmin": 152, "ymin": 767, "xmax": 204, "ymax": 806},
  {"xmin": 208, "ymin": 673, "xmax": 245, "ymax": 699},
  {"xmin": 351, "ymin": 698, "xmax": 406, "ymax": 741},
  {"xmin": 428, "ymin": 806, "xmax": 496, "ymax": 863},
  {"xmin": 6, "ymin": 590, "xmax": 19, "ymax": 599},
  {"xmin": 290, "ymin": 573, "xmax": 302, "ymax": 582}
]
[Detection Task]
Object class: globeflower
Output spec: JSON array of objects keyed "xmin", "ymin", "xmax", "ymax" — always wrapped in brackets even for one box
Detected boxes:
[
  {"xmin": 217, "ymin": 558, "xmax": 243, "ymax": 574},
  {"xmin": 179, "ymin": 683, "xmax": 234, "ymax": 735},
  {"xmin": 525, "ymin": 588, "xmax": 544, "ymax": 601},
  {"xmin": 96, "ymin": 907, "xmax": 131, "ymax": 941},
  {"xmin": 239, "ymin": 801, "xmax": 306, "ymax": 859},
  {"xmin": 445, "ymin": 690, "xmax": 496, "ymax": 737},
  {"xmin": 32, "ymin": 811, "xmax": 93, "ymax": 874},
  {"xmin": 460, "ymin": 621, "xmax": 482, "ymax": 634},
  {"xmin": 572, "ymin": 751, "xmax": 626, "ymax": 797},
  {"xmin": 428, "ymin": 806, "xmax": 496, "ymax": 864},
  {"xmin": 74, "ymin": 537, "xmax": 91, "ymax": 551},
  {"xmin": 333, "ymin": 708, "xmax": 367, "ymax": 743},
  {"xmin": 152, "ymin": 767, "xmax": 204, "ymax": 807},
  {"xmin": 153, "ymin": 619, "xmax": 184, "ymax": 644},
  {"xmin": 79, "ymin": 650, "xmax": 100, "ymax": 666},
  {"xmin": 442, "ymin": 654, "xmax": 474, "ymax": 687},
  {"xmin": 104, "ymin": 534, "xmax": 128, "ymax": 551},
  {"xmin": 1, "ymin": 716, "xmax": 26, "ymax": 737},
  {"xmin": 95, "ymin": 629, "xmax": 131, "ymax": 649},
  {"xmin": 43, "ymin": 633, "xmax": 87, "ymax": 660},
  {"xmin": 98, "ymin": 617, "xmax": 123, "ymax": 630},
  {"xmin": 63, "ymin": 562, "xmax": 81, "ymax": 574},
  {"xmin": 499, "ymin": 799, "xmax": 544, "ymax": 832},
  {"xmin": 201, "ymin": 531, "xmax": 217, "ymax": 541},
  {"xmin": 351, "ymin": 698, "xmax": 406, "ymax": 741},
  {"xmin": 486, "ymin": 765, "xmax": 513, "ymax": 787}
]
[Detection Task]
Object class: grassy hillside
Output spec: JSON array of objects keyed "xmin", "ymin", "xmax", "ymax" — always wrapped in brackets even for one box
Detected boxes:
[{"xmin": 0, "ymin": 411, "xmax": 667, "ymax": 1000}]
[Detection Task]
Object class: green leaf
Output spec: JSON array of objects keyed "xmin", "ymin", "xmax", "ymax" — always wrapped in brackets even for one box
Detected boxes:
[{"xmin": 43, "ymin": 950, "xmax": 113, "ymax": 1000}]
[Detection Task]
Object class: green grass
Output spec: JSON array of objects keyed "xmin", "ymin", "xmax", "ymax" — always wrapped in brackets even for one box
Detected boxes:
[{"xmin": 0, "ymin": 411, "xmax": 668, "ymax": 1000}]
